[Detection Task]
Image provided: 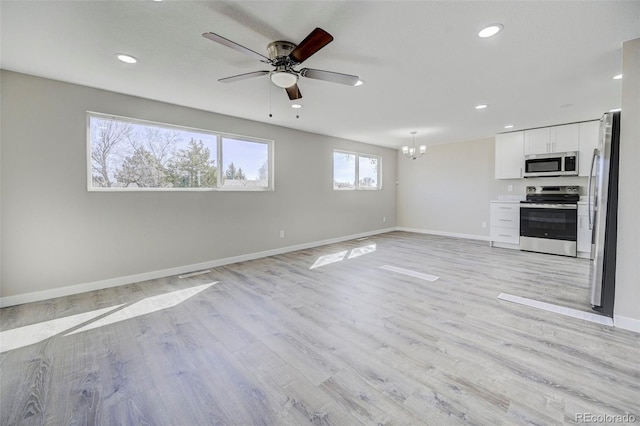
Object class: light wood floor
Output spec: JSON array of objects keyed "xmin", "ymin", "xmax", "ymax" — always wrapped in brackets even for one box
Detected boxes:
[{"xmin": 1, "ymin": 231, "xmax": 638, "ymax": 425}]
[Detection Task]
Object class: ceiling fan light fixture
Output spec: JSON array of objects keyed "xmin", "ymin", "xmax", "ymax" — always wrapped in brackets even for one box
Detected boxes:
[{"xmin": 270, "ymin": 71, "xmax": 298, "ymax": 88}]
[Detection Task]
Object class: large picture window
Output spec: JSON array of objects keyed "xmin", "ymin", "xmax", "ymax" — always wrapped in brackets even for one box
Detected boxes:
[
  {"xmin": 87, "ymin": 113, "xmax": 273, "ymax": 191},
  {"xmin": 333, "ymin": 150, "xmax": 381, "ymax": 190}
]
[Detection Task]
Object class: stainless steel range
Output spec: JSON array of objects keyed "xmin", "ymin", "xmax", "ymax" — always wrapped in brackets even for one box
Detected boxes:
[{"xmin": 520, "ymin": 186, "xmax": 580, "ymax": 257}]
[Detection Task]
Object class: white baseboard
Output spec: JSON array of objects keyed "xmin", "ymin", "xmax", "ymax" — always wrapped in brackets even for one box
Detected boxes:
[
  {"xmin": 395, "ymin": 227, "xmax": 489, "ymax": 242},
  {"xmin": 614, "ymin": 315, "xmax": 640, "ymax": 333},
  {"xmin": 0, "ymin": 227, "xmax": 396, "ymax": 308}
]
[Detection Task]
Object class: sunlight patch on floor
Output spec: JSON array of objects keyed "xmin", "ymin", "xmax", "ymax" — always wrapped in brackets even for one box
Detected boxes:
[
  {"xmin": 379, "ymin": 265, "xmax": 439, "ymax": 282},
  {"xmin": 66, "ymin": 282, "xmax": 217, "ymax": 336},
  {"xmin": 0, "ymin": 282, "xmax": 217, "ymax": 353},
  {"xmin": 310, "ymin": 244, "xmax": 377, "ymax": 269},
  {"xmin": 0, "ymin": 304, "xmax": 124, "ymax": 353}
]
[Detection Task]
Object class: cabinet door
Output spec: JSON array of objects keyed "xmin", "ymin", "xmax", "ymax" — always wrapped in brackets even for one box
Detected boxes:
[
  {"xmin": 490, "ymin": 202, "xmax": 521, "ymax": 245},
  {"xmin": 495, "ymin": 132, "xmax": 524, "ymax": 179},
  {"xmin": 578, "ymin": 120, "xmax": 600, "ymax": 177},
  {"xmin": 552, "ymin": 123, "xmax": 579, "ymax": 152},
  {"xmin": 490, "ymin": 227, "xmax": 520, "ymax": 244},
  {"xmin": 524, "ymin": 127, "xmax": 551, "ymax": 155},
  {"xmin": 490, "ymin": 204, "xmax": 519, "ymax": 228}
]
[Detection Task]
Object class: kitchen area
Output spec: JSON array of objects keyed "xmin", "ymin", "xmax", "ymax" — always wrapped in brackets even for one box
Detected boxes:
[{"xmin": 490, "ymin": 112, "xmax": 620, "ymax": 321}]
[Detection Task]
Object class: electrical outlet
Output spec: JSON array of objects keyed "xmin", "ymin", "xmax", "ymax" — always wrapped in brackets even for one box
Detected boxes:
[
  {"xmin": 383, "ymin": 216, "xmax": 387, "ymax": 223},
  {"xmin": 279, "ymin": 230, "xmax": 285, "ymax": 238},
  {"xmin": 507, "ymin": 184, "xmax": 513, "ymax": 192},
  {"xmin": 482, "ymin": 221, "xmax": 487, "ymax": 228}
]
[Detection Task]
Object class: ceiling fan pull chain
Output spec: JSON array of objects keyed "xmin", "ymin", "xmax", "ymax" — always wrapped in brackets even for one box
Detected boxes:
[{"xmin": 268, "ymin": 78, "xmax": 273, "ymax": 118}]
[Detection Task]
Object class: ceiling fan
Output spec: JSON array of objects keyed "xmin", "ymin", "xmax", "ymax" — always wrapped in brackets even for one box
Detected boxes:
[{"xmin": 202, "ymin": 28, "xmax": 361, "ymax": 100}]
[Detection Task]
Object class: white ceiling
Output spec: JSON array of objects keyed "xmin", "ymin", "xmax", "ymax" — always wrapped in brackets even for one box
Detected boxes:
[{"xmin": 1, "ymin": 1, "xmax": 639, "ymax": 149}]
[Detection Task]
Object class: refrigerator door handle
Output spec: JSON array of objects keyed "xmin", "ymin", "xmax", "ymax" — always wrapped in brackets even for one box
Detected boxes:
[{"xmin": 587, "ymin": 148, "xmax": 598, "ymax": 230}]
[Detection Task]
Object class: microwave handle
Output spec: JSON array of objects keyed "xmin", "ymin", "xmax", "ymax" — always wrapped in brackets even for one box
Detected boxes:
[{"xmin": 587, "ymin": 148, "xmax": 598, "ymax": 230}]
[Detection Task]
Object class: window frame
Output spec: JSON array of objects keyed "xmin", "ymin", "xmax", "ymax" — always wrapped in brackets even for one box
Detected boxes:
[
  {"xmin": 86, "ymin": 112, "xmax": 274, "ymax": 192},
  {"xmin": 332, "ymin": 149, "xmax": 382, "ymax": 191}
]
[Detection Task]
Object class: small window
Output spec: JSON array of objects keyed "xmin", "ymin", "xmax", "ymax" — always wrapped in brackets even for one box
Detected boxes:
[
  {"xmin": 333, "ymin": 151, "xmax": 356, "ymax": 189},
  {"xmin": 358, "ymin": 155, "xmax": 379, "ymax": 189},
  {"xmin": 87, "ymin": 112, "xmax": 272, "ymax": 191},
  {"xmin": 333, "ymin": 150, "xmax": 381, "ymax": 190},
  {"xmin": 221, "ymin": 137, "xmax": 270, "ymax": 189}
]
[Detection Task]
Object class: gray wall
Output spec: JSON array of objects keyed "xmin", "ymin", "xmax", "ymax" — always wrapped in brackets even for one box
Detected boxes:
[
  {"xmin": 396, "ymin": 137, "xmax": 587, "ymax": 238},
  {"xmin": 614, "ymin": 38, "xmax": 640, "ymax": 328},
  {"xmin": 0, "ymin": 71, "xmax": 397, "ymax": 299}
]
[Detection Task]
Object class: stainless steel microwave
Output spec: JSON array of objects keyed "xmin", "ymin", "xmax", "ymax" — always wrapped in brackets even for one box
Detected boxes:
[{"xmin": 523, "ymin": 151, "xmax": 578, "ymax": 178}]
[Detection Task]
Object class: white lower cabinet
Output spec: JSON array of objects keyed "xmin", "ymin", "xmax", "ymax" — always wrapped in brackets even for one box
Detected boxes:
[
  {"xmin": 490, "ymin": 226, "xmax": 519, "ymax": 245},
  {"xmin": 577, "ymin": 202, "xmax": 592, "ymax": 257},
  {"xmin": 490, "ymin": 202, "xmax": 520, "ymax": 247}
]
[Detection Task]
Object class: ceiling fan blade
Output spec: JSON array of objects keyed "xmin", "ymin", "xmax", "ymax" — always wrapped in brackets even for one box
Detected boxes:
[
  {"xmin": 218, "ymin": 71, "xmax": 270, "ymax": 83},
  {"xmin": 203, "ymin": 32, "xmax": 271, "ymax": 63},
  {"xmin": 300, "ymin": 68, "xmax": 360, "ymax": 86},
  {"xmin": 286, "ymin": 84, "xmax": 302, "ymax": 100},
  {"xmin": 289, "ymin": 28, "xmax": 333, "ymax": 64}
]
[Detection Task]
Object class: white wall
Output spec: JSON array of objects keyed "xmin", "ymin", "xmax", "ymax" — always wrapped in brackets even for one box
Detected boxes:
[
  {"xmin": 614, "ymin": 38, "xmax": 640, "ymax": 331},
  {"xmin": 397, "ymin": 137, "xmax": 498, "ymax": 238},
  {"xmin": 0, "ymin": 71, "xmax": 397, "ymax": 303}
]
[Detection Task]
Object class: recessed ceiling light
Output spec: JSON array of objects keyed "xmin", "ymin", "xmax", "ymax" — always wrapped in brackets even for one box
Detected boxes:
[
  {"xmin": 613, "ymin": 74, "xmax": 623, "ymax": 80},
  {"xmin": 291, "ymin": 104, "xmax": 302, "ymax": 109},
  {"xmin": 609, "ymin": 108, "xmax": 621, "ymax": 112},
  {"xmin": 478, "ymin": 24, "xmax": 503, "ymax": 38},
  {"xmin": 354, "ymin": 80, "xmax": 364, "ymax": 87},
  {"xmin": 475, "ymin": 104, "xmax": 488, "ymax": 110},
  {"xmin": 115, "ymin": 53, "xmax": 138, "ymax": 64},
  {"xmin": 504, "ymin": 124, "xmax": 514, "ymax": 129}
]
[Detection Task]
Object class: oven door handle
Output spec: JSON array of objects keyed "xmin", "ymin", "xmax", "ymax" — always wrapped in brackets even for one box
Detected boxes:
[{"xmin": 521, "ymin": 204, "xmax": 577, "ymax": 209}]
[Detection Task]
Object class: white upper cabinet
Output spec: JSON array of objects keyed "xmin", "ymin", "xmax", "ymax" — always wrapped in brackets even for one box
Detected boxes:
[
  {"xmin": 578, "ymin": 120, "xmax": 600, "ymax": 177},
  {"xmin": 553, "ymin": 124, "xmax": 580, "ymax": 152},
  {"xmin": 524, "ymin": 127, "xmax": 551, "ymax": 155},
  {"xmin": 495, "ymin": 131, "xmax": 524, "ymax": 179},
  {"xmin": 524, "ymin": 123, "xmax": 579, "ymax": 155}
]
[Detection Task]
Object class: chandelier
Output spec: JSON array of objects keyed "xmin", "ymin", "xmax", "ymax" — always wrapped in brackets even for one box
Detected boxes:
[{"xmin": 402, "ymin": 131, "xmax": 426, "ymax": 159}]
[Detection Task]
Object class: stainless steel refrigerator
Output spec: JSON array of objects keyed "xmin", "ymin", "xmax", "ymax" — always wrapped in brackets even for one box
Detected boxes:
[{"xmin": 588, "ymin": 111, "xmax": 621, "ymax": 317}]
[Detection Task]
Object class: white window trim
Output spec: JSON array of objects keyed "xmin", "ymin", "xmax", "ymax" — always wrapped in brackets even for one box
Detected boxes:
[
  {"xmin": 86, "ymin": 112, "xmax": 274, "ymax": 192},
  {"xmin": 332, "ymin": 149, "xmax": 382, "ymax": 191}
]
